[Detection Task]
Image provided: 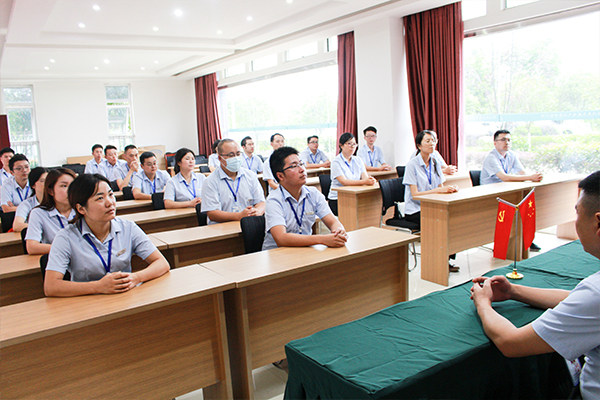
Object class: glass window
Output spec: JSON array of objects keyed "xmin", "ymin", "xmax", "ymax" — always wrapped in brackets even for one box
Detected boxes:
[
  {"xmin": 286, "ymin": 42, "xmax": 318, "ymax": 61},
  {"xmin": 1, "ymin": 86, "xmax": 41, "ymax": 167},
  {"xmin": 327, "ymin": 36, "xmax": 338, "ymax": 52},
  {"xmin": 252, "ymin": 54, "xmax": 278, "ymax": 71},
  {"xmin": 463, "ymin": 11, "xmax": 600, "ymax": 174},
  {"xmin": 105, "ymin": 85, "xmax": 134, "ymax": 149},
  {"xmin": 225, "ymin": 63, "xmax": 246, "ymax": 78}
]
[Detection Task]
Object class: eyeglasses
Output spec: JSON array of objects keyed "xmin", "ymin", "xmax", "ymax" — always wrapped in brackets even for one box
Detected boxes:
[
  {"xmin": 422, "ymin": 139, "xmax": 437, "ymax": 144},
  {"xmin": 308, "ymin": 141, "xmax": 319, "ymax": 144},
  {"xmin": 144, "ymin": 162, "xmax": 157, "ymax": 167},
  {"xmin": 13, "ymin": 165, "xmax": 30, "ymax": 172},
  {"xmin": 495, "ymin": 138, "xmax": 511, "ymax": 142},
  {"xmin": 282, "ymin": 161, "xmax": 306, "ymax": 172},
  {"xmin": 365, "ymin": 135, "xmax": 377, "ymax": 139},
  {"xmin": 344, "ymin": 142, "xmax": 358, "ymax": 147}
]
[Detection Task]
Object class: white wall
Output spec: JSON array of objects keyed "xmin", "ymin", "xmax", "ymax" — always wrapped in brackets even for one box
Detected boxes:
[{"xmin": 33, "ymin": 79, "xmax": 197, "ymax": 167}]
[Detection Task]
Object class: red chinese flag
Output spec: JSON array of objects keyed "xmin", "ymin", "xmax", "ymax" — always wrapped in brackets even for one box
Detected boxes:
[
  {"xmin": 520, "ymin": 190, "xmax": 536, "ymax": 250},
  {"xmin": 494, "ymin": 201, "xmax": 516, "ymax": 260}
]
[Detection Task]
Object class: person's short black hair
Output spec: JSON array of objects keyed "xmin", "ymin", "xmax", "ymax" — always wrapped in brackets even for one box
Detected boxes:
[
  {"xmin": 124, "ymin": 144, "xmax": 137, "ymax": 153},
  {"xmin": 338, "ymin": 132, "xmax": 355, "ymax": 152},
  {"xmin": 307, "ymin": 135, "xmax": 318, "ymax": 144},
  {"xmin": 139, "ymin": 151, "xmax": 156, "ymax": 165},
  {"xmin": 0, "ymin": 147, "xmax": 15, "ymax": 157},
  {"xmin": 579, "ymin": 171, "xmax": 600, "ymax": 216},
  {"xmin": 211, "ymin": 140, "xmax": 220, "ymax": 153},
  {"xmin": 493, "ymin": 130, "xmax": 511, "ymax": 141},
  {"xmin": 91, "ymin": 144, "xmax": 103, "ymax": 153},
  {"xmin": 270, "ymin": 133, "xmax": 284, "ymax": 143},
  {"xmin": 28, "ymin": 167, "xmax": 49, "ymax": 194},
  {"xmin": 270, "ymin": 146, "xmax": 299, "ymax": 183},
  {"xmin": 174, "ymin": 147, "xmax": 195, "ymax": 174},
  {"xmin": 241, "ymin": 136, "xmax": 252, "ymax": 147},
  {"xmin": 8, "ymin": 154, "xmax": 28, "ymax": 171},
  {"xmin": 104, "ymin": 144, "xmax": 117, "ymax": 155},
  {"xmin": 68, "ymin": 173, "xmax": 111, "ymax": 224},
  {"xmin": 363, "ymin": 126, "xmax": 377, "ymax": 135}
]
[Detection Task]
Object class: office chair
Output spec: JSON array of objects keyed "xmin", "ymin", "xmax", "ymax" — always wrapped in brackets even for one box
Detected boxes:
[
  {"xmin": 318, "ymin": 174, "xmax": 331, "ymax": 200},
  {"xmin": 61, "ymin": 163, "xmax": 85, "ymax": 175},
  {"xmin": 151, "ymin": 192, "xmax": 165, "ymax": 210},
  {"xmin": 20, "ymin": 227, "xmax": 28, "ymax": 254},
  {"xmin": 199, "ymin": 165, "xmax": 211, "ymax": 173},
  {"xmin": 109, "ymin": 180, "xmax": 120, "ymax": 192},
  {"xmin": 396, "ymin": 166, "xmax": 406, "ymax": 179},
  {"xmin": 240, "ymin": 215, "xmax": 266, "ymax": 254},
  {"xmin": 195, "ymin": 203, "xmax": 208, "ymax": 226},
  {"xmin": 40, "ymin": 253, "xmax": 70, "ymax": 281},
  {"xmin": 1, "ymin": 211, "xmax": 15, "ymax": 233},
  {"xmin": 379, "ymin": 178, "xmax": 420, "ymax": 270},
  {"xmin": 122, "ymin": 186, "xmax": 134, "ymax": 200},
  {"xmin": 195, "ymin": 155, "xmax": 208, "ymax": 165},
  {"xmin": 469, "ymin": 170, "xmax": 481, "ymax": 187}
]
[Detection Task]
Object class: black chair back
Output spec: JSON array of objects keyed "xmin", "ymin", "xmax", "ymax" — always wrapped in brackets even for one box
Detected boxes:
[
  {"xmin": 61, "ymin": 163, "xmax": 85, "ymax": 175},
  {"xmin": 240, "ymin": 215, "xmax": 266, "ymax": 254},
  {"xmin": 195, "ymin": 155, "xmax": 208, "ymax": 165},
  {"xmin": 122, "ymin": 186, "xmax": 134, "ymax": 200},
  {"xmin": 1, "ymin": 211, "xmax": 15, "ymax": 233},
  {"xmin": 40, "ymin": 253, "xmax": 71, "ymax": 281},
  {"xmin": 396, "ymin": 166, "xmax": 406, "ymax": 179},
  {"xmin": 195, "ymin": 203, "xmax": 208, "ymax": 226},
  {"xmin": 199, "ymin": 165, "xmax": 211, "ymax": 173},
  {"xmin": 109, "ymin": 180, "xmax": 120, "ymax": 192},
  {"xmin": 151, "ymin": 192, "xmax": 165, "ymax": 210},
  {"xmin": 20, "ymin": 227, "xmax": 28, "ymax": 254},
  {"xmin": 318, "ymin": 174, "xmax": 332, "ymax": 200},
  {"xmin": 379, "ymin": 178, "xmax": 405, "ymax": 219},
  {"xmin": 469, "ymin": 170, "xmax": 481, "ymax": 187}
]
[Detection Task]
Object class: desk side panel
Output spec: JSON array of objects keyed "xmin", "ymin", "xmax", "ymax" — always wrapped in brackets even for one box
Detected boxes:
[
  {"xmin": 136, "ymin": 215, "xmax": 197, "ymax": 234},
  {"xmin": 0, "ymin": 272, "xmax": 44, "ymax": 306},
  {"xmin": 534, "ymin": 180, "xmax": 578, "ymax": 230},
  {"xmin": 172, "ymin": 236, "xmax": 245, "ymax": 268}
]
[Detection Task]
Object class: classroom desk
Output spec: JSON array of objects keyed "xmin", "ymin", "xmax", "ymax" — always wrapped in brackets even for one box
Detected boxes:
[
  {"xmin": 305, "ymin": 167, "xmax": 330, "ymax": 177},
  {"xmin": 1, "ymin": 265, "xmax": 235, "ymax": 400},
  {"xmin": 283, "ymin": 240, "xmax": 597, "ymax": 400},
  {"xmin": 444, "ymin": 171, "xmax": 473, "ymax": 189},
  {"xmin": 114, "ymin": 191, "xmax": 123, "ymax": 201},
  {"xmin": 415, "ymin": 176, "xmax": 581, "ymax": 286},
  {"xmin": 115, "ymin": 199, "xmax": 153, "ymax": 215},
  {"xmin": 0, "ymin": 231, "xmax": 23, "ymax": 258},
  {"xmin": 201, "ymin": 227, "xmax": 418, "ymax": 399},
  {"xmin": 119, "ymin": 208, "xmax": 197, "ymax": 233}
]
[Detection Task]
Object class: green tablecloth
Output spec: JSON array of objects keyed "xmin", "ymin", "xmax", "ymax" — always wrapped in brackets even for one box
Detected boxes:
[{"xmin": 284, "ymin": 240, "xmax": 600, "ymax": 399}]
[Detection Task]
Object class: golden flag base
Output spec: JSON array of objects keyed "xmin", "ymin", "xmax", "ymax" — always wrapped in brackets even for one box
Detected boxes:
[{"xmin": 506, "ymin": 269, "xmax": 524, "ymax": 280}]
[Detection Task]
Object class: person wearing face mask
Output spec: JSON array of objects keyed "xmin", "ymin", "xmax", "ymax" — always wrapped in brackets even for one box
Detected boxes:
[{"xmin": 201, "ymin": 139, "xmax": 265, "ymax": 224}]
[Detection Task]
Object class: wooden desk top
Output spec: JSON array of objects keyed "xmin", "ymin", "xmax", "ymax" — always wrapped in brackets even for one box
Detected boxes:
[
  {"xmin": 150, "ymin": 221, "xmax": 241, "ymax": 249},
  {"xmin": 1, "ymin": 264, "xmax": 235, "ymax": 347},
  {"xmin": 116, "ymin": 199, "xmax": 153, "ymax": 210},
  {"xmin": 148, "ymin": 234, "xmax": 168, "ymax": 250},
  {"xmin": 201, "ymin": 227, "xmax": 418, "ymax": 288},
  {"xmin": 0, "ymin": 254, "xmax": 41, "ymax": 279},
  {"xmin": 120, "ymin": 208, "xmax": 196, "ymax": 224},
  {"xmin": 114, "ymin": 191, "xmax": 123, "ymax": 201},
  {"xmin": 0, "ymin": 231, "xmax": 21, "ymax": 247},
  {"xmin": 332, "ymin": 182, "xmax": 380, "ymax": 194},
  {"xmin": 369, "ymin": 170, "xmax": 397, "ymax": 178},
  {"xmin": 306, "ymin": 176, "xmax": 320, "ymax": 186}
]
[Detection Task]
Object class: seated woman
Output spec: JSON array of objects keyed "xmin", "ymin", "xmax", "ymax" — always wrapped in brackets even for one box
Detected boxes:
[
  {"xmin": 328, "ymin": 132, "xmax": 376, "ymax": 215},
  {"xmin": 164, "ymin": 148, "xmax": 206, "ymax": 209},
  {"xmin": 403, "ymin": 130, "xmax": 460, "ymax": 271},
  {"xmin": 410, "ymin": 131, "xmax": 457, "ymax": 175},
  {"xmin": 25, "ymin": 168, "xmax": 77, "ymax": 255},
  {"xmin": 12, "ymin": 167, "xmax": 48, "ymax": 232},
  {"xmin": 44, "ymin": 174, "xmax": 170, "ymax": 297},
  {"xmin": 208, "ymin": 139, "xmax": 220, "ymax": 172}
]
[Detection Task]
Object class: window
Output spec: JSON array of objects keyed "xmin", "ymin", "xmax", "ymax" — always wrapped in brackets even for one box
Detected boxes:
[
  {"xmin": 105, "ymin": 85, "xmax": 134, "ymax": 149},
  {"xmin": 286, "ymin": 42, "xmax": 318, "ymax": 61},
  {"xmin": 252, "ymin": 54, "xmax": 278, "ymax": 71},
  {"xmin": 225, "ymin": 64, "xmax": 246, "ymax": 78},
  {"xmin": 1, "ymin": 86, "xmax": 41, "ymax": 167}
]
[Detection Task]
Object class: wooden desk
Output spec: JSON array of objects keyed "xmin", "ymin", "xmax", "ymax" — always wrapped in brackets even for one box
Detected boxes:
[
  {"xmin": 415, "ymin": 176, "xmax": 581, "ymax": 286},
  {"xmin": 0, "ymin": 231, "xmax": 23, "ymax": 258},
  {"xmin": 114, "ymin": 191, "xmax": 124, "ymax": 201},
  {"xmin": 120, "ymin": 208, "xmax": 197, "ymax": 233},
  {"xmin": 444, "ymin": 171, "xmax": 473, "ymax": 189},
  {"xmin": 115, "ymin": 199, "xmax": 153, "ymax": 215},
  {"xmin": 202, "ymin": 227, "xmax": 418, "ymax": 399},
  {"xmin": 305, "ymin": 167, "xmax": 330, "ymax": 177},
  {"xmin": 1, "ymin": 265, "xmax": 235, "ymax": 399},
  {"xmin": 334, "ymin": 183, "xmax": 384, "ymax": 231},
  {"xmin": 150, "ymin": 222, "xmax": 244, "ymax": 268}
]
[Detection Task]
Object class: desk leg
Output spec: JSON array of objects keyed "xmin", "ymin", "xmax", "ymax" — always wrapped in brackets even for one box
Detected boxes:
[
  {"xmin": 204, "ymin": 292, "xmax": 234, "ymax": 400},
  {"xmin": 337, "ymin": 192, "xmax": 359, "ymax": 231},
  {"xmin": 420, "ymin": 203, "xmax": 450, "ymax": 286}
]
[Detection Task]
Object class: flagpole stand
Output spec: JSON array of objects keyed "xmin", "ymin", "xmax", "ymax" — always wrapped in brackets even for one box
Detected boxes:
[
  {"xmin": 506, "ymin": 204, "xmax": 524, "ymax": 280},
  {"xmin": 506, "ymin": 269, "xmax": 524, "ymax": 280}
]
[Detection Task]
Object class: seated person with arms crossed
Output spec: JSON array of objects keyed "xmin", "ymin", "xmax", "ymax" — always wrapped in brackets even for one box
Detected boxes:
[
  {"xmin": 357, "ymin": 126, "xmax": 392, "ymax": 172},
  {"xmin": 164, "ymin": 147, "xmax": 206, "ymax": 209},
  {"xmin": 329, "ymin": 132, "xmax": 376, "ymax": 216},
  {"xmin": 103, "ymin": 144, "xmax": 126, "ymax": 181},
  {"xmin": 262, "ymin": 146, "xmax": 347, "ymax": 251},
  {"xmin": 84, "ymin": 144, "xmax": 106, "ymax": 175},
  {"xmin": 208, "ymin": 139, "xmax": 221, "ymax": 172},
  {"xmin": 299, "ymin": 135, "xmax": 330, "ymax": 169},
  {"xmin": 131, "ymin": 151, "xmax": 170, "ymax": 200},
  {"xmin": 241, "ymin": 136, "xmax": 264, "ymax": 174},
  {"xmin": 202, "ymin": 139, "xmax": 265, "ymax": 224},
  {"xmin": 403, "ymin": 130, "xmax": 460, "ymax": 272},
  {"xmin": 12, "ymin": 167, "xmax": 48, "ymax": 232},
  {"xmin": 26, "ymin": 168, "xmax": 77, "ymax": 255},
  {"xmin": 262, "ymin": 133, "xmax": 286, "ymax": 193},
  {"xmin": 114, "ymin": 144, "xmax": 140, "ymax": 190},
  {"xmin": 1, "ymin": 154, "xmax": 32, "ymax": 213},
  {"xmin": 0, "ymin": 147, "xmax": 15, "ymax": 189},
  {"xmin": 44, "ymin": 174, "xmax": 170, "ymax": 297},
  {"xmin": 471, "ymin": 171, "xmax": 600, "ymax": 400}
]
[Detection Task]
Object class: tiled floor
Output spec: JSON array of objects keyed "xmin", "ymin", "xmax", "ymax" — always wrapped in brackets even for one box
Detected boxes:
[{"xmin": 178, "ymin": 227, "xmax": 573, "ymax": 400}]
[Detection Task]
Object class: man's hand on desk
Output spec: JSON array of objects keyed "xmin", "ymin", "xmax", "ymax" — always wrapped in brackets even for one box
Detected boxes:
[{"xmin": 470, "ymin": 276, "xmax": 513, "ymax": 303}]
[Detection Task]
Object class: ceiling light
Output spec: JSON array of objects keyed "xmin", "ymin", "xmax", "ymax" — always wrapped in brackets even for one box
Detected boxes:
[
  {"xmin": 50, "ymin": 59, "xmax": 55, "ymax": 63},
  {"xmin": 94, "ymin": 66, "xmax": 99, "ymax": 70},
  {"xmin": 44, "ymin": 66, "xmax": 49, "ymax": 70},
  {"xmin": 141, "ymin": 67, "xmax": 145, "ymax": 70},
  {"xmin": 92, "ymin": 4, "xmax": 100, "ymax": 11},
  {"xmin": 154, "ymin": 60, "xmax": 159, "ymax": 64},
  {"xmin": 174, "ymin": 9, "xmax": 183, "ymax": 17},
  {"xmin": 103, "ymin": 59, "xmax": 110, "ymax": 64},
  {"xmin": 217, "ymin": 30, "xmax": 223, "ymax": 34},
  {"xmin": 287, "ymin": 0, "xmax": 293, "ymax": 3},
  {"xmin": 246, "ymin": 16, "xmax": 253, "ymax": 21},
  {"xmin": 153, "ymin": 26, "xmax": 159, "ymax": 31},
  {"xmin": 78, "ymin": 23, "xmax": 86, "ymax": 28}
]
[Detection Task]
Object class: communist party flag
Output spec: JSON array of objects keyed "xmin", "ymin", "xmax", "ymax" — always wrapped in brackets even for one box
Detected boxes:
[
  {"xmin": 494, "ymin": 200, "xmax": 516, "ymax": 260},
  {"xmin": 519, "ymin": 189, "xmax": 536, "ymax": 250}
]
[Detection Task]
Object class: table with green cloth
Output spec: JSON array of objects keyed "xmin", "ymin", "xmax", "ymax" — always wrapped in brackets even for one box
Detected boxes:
[{"xmin": 284, "ymin": 240, "xmax": 600, "ymax": 399}]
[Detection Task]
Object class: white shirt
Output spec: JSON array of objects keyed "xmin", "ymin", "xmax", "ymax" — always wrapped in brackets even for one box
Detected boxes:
[
  {"xmin": 1, "ymin": 176, "xmax": 31, "ymax": 207},
  {"xmin": 329, "ymin": 154, "xmax": 367, "ymax": 201},
  {"xmin": 25, "ymin": 207, "xmax": 76, "ymax": 245},
  {"xmin": 131, "ymin": 170, "xmax": 170, "ymax": 194},
  {"xmin": 241, "ymin": 153, "xmax": 264, "ymax": 174},
  {"xmin": 164, "ymin": 172, "xmax": 206, "ymax": 202},
  {"xmin": 357, "ymin": 144, "xmax": 386, "ymax": 168}
]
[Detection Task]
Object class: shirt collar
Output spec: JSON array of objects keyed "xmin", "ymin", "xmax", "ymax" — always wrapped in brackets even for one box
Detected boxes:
[
  {"xmin": 177, "ymin": 172, "xmax": 197, "ymax": 183},
  {"xmin": 80, "ymin": 217, "xmax": 120, "ymax": 243},
  {"xmin": 216, "ymin": 166, "xmax": 238, "ymax": 181},
  {"xmin": 493, "ymin": 148, "xmax": 508, "ymax": 159},
  {"xmin": 280, "ymin": 185, "xmax": 310, "ymax": 204},
  {"xmin": 49, "ymin": 207, "xmax": 76, "ymax": 220}
]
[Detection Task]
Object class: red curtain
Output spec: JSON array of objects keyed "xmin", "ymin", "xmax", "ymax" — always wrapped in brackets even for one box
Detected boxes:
[
  {"xmin": 404, "ymin": 2, "xmax": 463, "ymax": 166},
  {"xmin": 194, "ymin": 73, "xmax": 222, "ymax": 157},
  {"xmin": 337, "ymin": 31, "xmax": 358, "ymax": 153},
  {"xmin": 0, "ymin": 115, "xmax": 10, "ymax": 149}
]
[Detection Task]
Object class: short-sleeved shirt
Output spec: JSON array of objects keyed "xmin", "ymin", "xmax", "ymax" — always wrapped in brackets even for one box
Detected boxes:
[
  {"xmin": 15, "ymin": 195, "xmax": 39, "ymax": 222},
  {"xmin": 262, "ymin": 154, "xmax": 277, "ymax": 194},
  {"xmin": 299, "ymin": 148, "xmax": 329, "ymax": 165},
  {"xmin": 410, "ymin": 149, "xmax": 445, "ymax": 165},
  {"xmin": 357, "ymin": 144, "xmax": 386, "ymax": 168},
  {"xmin": 480, "ymin": 149, "xmax": 525, "ymax": 185},
  {"xmin": 1, "ymin": 168, "xmax": 12, "ymax": 186},
  {"xmin": 131, "ymin": 170, "xmax": 170, "ymax": 195},
  {"xmin": 46, "ymin": 217, "xmax": 157, "ymax": 282},
  {"xmin": 329, "ymin": 154, "xmax": 367, "ymax": 201},
  {"xmin": 85, "ymin": 159, "xmax": 106, "ymax": 175},
  {"xmin": 113, "ymin": 163, "xmax": 136, "ymax": 187},
  {"xmin": 164, "ymin": 172, "xmax": 206, "ymax": 202},
  {"xmin": 262, "ymin": 185, "xmax": 332, "ymax": 250},
  {"xmin": 241, "ymin": 153, "xmax": 264, "ymax": 174},
  {"xmin": 25, "ymin": 207, "xmax": 76, "ymax": 245},
  {"xmin": 208, "ymin": 154, "xmax": 220, "ymax": 169},
  {"xmin": 532, "ymin": 271, "xmax": 600, "ymax": 400},
  {"xmin": 1, "ymin": 177, "xmax": 31, "ymax": 207},
  {"xmin": 402, "ymin": 154, "xmax": 445, "ymax": 215},
  {"xmin": 104, "ymin": 160, "xmax": 127, "ymax": 181},
  {"xmin": 201, "ymin": 167, "xmax": 265, "ymax": 225}
]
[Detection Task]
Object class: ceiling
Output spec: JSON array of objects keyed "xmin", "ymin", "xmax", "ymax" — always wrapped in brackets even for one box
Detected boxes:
[{"xmin": 0, "ymin": 0, "xmax": 449, "ymax": 81}]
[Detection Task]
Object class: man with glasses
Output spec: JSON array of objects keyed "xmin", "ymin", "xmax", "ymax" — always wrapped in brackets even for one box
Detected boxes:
[
  {"xmin": 240, "ymin": 136, "xmax": 264, "ymax": 174},
  {"xmin": 132, "ymin": 152, "xmax": 171, "ymax": 200},
  {"xmin": 1, "ymin": 154, "xmax": 32, "ymax": 213},
  {"xmin": 202, "ymin": 139, "xmax": 265, "ymax": 224},
  {"xmin": 300, "ymin": 135, "xmax": 330, "ymax": 168},
  {"xmin": 357, "ymin": 126, "xmax": 392, "ymax": 172},
  {"xmin": 262, "ymin": 146, "xmax": 347, "ymax": 250}
]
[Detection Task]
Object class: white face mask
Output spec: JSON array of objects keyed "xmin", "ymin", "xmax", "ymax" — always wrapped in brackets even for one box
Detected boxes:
[{"xmin": 225, "ymin": 156, "xmax": 242, "ymax": 172}]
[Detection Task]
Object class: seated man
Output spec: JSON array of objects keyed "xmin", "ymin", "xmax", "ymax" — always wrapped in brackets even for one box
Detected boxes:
[
  {"xmin": 84, "ymin": 144, "xmax": 106, "ymax": 175},
  {"xmin": 471, "ymin": 170, "xmax": 600, "ymax": 400},
  {"xmin": 132, "ymin": 151, "xmax": 171, "ymax": 200},
  {"xmin": 103, "ymin": 144, "xmax": 126, "ymax": 180},
  {"xmin": 0, "ymin": 147, "xmax": 15, "ymax": 188},
  {"xmin": 114, "ymin": 144, "xmax": 140, "ymax": 190},
  {"xmin": 202, "ymin": 139, "xmax": 265, "ymax": 224},
  {"xmin": 262, "ymin": 146, "xmax": 347, "ymax": 250},
  {"xmin": 240, "ymin": 136, "xmax": 264, "ymax": 174},
  {"xmin": 262, "ymin": 133, "xmax": 285, "ymax": 193},
  {"xmin": 1, "ymin": 154, "xmax": 31, "ymax": 213},
  {"xmin": 299, "ymin": 135, "xmax": 330, "ymax": 168},
  {"xmin": 357, "ymin": 126, "xmax": 392, "ymax": 172}
]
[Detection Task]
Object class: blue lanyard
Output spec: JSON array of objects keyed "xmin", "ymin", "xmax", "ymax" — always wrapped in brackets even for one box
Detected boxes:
[
  {"xmin": 343, "ymin": 158, "xmax": 355, "ymax": 177},
  {"xmin": 245, "ymin": 156, "xmax": 254, "ymax": 170},
  {"xmin": 17, "ymin": 185, "xmax": 30, "ymax": 202},
  {"xmin": 310, "ymin": 151, "xmax": 317, "ymax": 164},
  {"xmin": 286, "ymin": 197, "xmax": 306, "ymax": 234},
  {"xmin": 425, "ymin": 158, "xmax": 432, "ymax": 185},
  {"xmin": 224, "ymin": 177, "xmax": 241, "ymax": 202},
  {"xmin": 147, "ymin": 176, "xmax": 156, "ymax": 194},
  {"xmin": 83, "ymin": 234, "xmax": 113, "ymax": 274},
  {"xmin": 182, "ymin": 177, "xmax": 196, "ymax": 198},
  {"xmin": 368, "ymin": 150, "xmax": 374, "ymax": 167},
  {"xmin": 56, "ymin": 215, "xmax": 65, "ymax": 229},
  {"xmin": 499, "ymin": 156, "xmax": 508, "ymax": 174}
]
